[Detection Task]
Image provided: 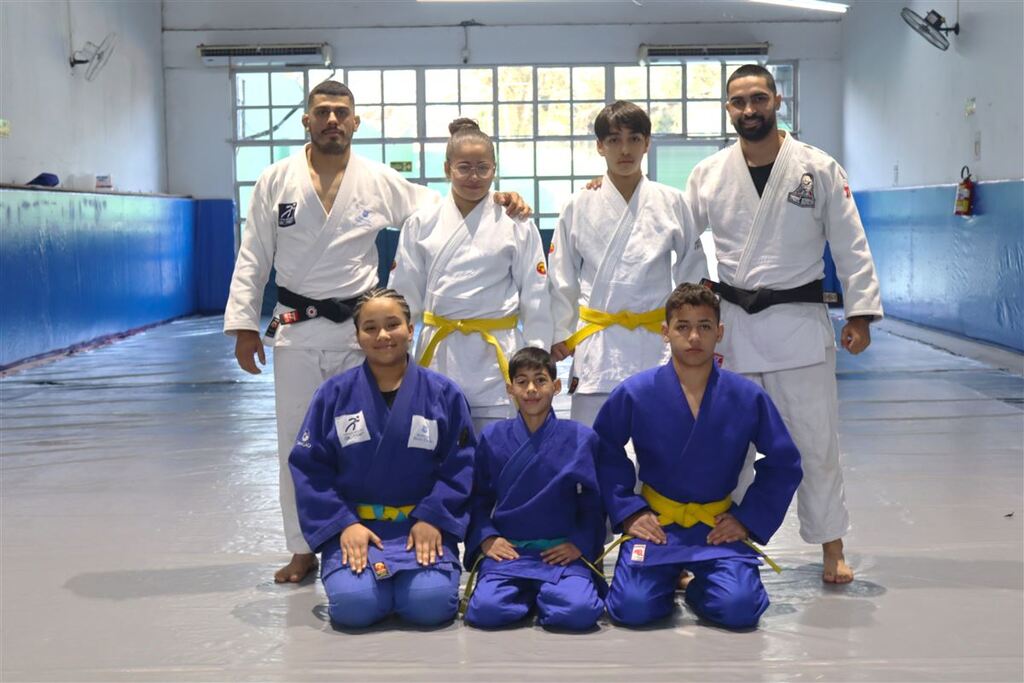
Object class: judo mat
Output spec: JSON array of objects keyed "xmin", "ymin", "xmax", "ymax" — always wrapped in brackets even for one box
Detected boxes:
[{"xmin": 1, "ymin": 315, "xmax": 1021, "ymax": 681}]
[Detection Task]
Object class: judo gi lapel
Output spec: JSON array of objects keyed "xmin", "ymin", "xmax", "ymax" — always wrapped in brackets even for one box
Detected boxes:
[
  {"xmin": 654, "ymin": 362, "xmax": 707, "ymax": 458},
  {"xmin": 732, "ymin": 134, "xmax": 797, "ymax": 284},
  {"xmin": 495, "ymin": 412, "xmax": 554, "ymax": 507},
  {"xmin": 360, "ymin": 358, "xmax": 421, "ymax": 485},
  {"xmin": 588, "ymin": 175, "xmax": 647, "ymax": 310},
  {"xmin": 423, "ymin": 194, "xmax": 482, "ymax": 305}
]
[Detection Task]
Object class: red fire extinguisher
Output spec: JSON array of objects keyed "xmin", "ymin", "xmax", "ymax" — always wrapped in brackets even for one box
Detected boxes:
[{"xmin": 954, "ymin": 165, "xmax": 974, "ymax": 216}]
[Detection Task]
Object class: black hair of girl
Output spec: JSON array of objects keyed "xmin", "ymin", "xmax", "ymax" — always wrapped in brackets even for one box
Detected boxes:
[
  {"xmin": 351, "ymin": 288, "xmax": 412, "ymax": 328},
  {"xmin": 445, "ymin": 118, "xmax": 495, "ymax": 161}
]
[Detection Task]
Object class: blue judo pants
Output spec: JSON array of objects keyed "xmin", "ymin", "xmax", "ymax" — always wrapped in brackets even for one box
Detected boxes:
[
  {"xmin": 323, "ymin": 565, "xmax": 459, "ymax": 628},
  {"xmin": 606, "ymin": 556, "xmax": 768, "ymax": 630},
  {"xmin": 465, "ymin": 573, "xmax": 604, "ymax": 631}
]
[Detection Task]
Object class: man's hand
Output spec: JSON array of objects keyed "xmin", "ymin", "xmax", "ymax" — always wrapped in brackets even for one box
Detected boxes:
[
  {"xmin": 340, "ymin": 523, "xmax": 383, "ymax": 574},
  {"xmin": 493, "ymin": 191, "xmax": 532, "ymax": 219},
  {"xmin": 480, "ymin": 536, "xmax": 519, "ymax": 562},
  {"xmin": 623, "ymin": 510, "xmax": 667, "ymax": 544},
  {"xmin": 840, "ymin": 317, "xmax": 871, "ymax": 355},
  {"xmin": 407, "ymin": 521, "xmax": 444, "ymax": 566},
  {"xmin": 233, "ymin": 330, "xmax": 266, "ymax": 374},
  {"xmin": 706, "ymin": 512, "xmax": 748, "ymax": 545},
  {"xmin": 541, "ymin": 541, "xmax": 582, "ymax": 566},
  {"xmin": 550, "ymin": 341, "xmax": 573, "ymax": 362},
  {"xmin": 585, "ymin": 176, "xmax": 603, "ymax": 191}
]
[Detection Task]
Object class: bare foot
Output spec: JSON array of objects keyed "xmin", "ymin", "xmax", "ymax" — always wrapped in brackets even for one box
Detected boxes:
[
  {"xmin": 274, "ymin": 553, "xmax": 318, "ymax": 583},
  {"xmin": 822, "ymin": 539, "xmax": 853, "ymax": 584},
  {"xmin": 677, "ymin": 570, "xmax": 693, "ymax": 591}
]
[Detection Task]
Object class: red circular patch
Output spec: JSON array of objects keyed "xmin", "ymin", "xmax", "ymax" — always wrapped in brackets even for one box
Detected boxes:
[{"xmin": 536, "ymin": 261, "xmax": 547, "ymax": 275}]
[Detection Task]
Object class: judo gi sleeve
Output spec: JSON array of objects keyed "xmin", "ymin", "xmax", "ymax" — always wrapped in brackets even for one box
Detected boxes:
[
  {"xmin": 382, "ymin": 171, "xmax": 442, "ymax": 228},
  {"xmin": 224, "ymin": 176, "xmax": 277, "ymax": 334},
  {"xmin": 671, "ymin": 194, "xmax": 710, "ymax": 288},
  {"xmin": 512, "ymin": 219, "xmax": 555, "ymax": 350},
  {"xmin": 548, "ymin": 201, "xmax": 584, "ymax": 344},
  {"xmin": 464, "ymin": 432, "xmax": 501, "ymax": 558},
  {"xmin": 389, "ymin": 213, "xmax": 428, "ymax": 327},
  {"xmin": 822, "ymin": 162, "xmax": 883, "ymax": 320},
  {"xmin": 591, "ymin": 388, "xmax": 649, "ymax": 531},
  {"xmin": 568, "ymin": 434, "xmax": 608, "ymax": 560}
]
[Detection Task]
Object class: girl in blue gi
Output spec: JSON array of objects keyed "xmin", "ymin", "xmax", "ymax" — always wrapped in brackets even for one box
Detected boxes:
[
  {"xmin": 593, "ymin": 283, "xmax": 802, "ymax": 630},
  {"xmin": 288, "ymin": 288, "xmax": 475, "ymax": 628},
  {"xmin": 463, "ymin": 347, "xmax": 606, "ymax": 631}
]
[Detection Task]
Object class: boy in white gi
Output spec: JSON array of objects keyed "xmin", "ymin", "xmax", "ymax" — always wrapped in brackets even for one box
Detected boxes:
[
  {"xmin": 685, "ymin": 64, "xmax": 883, "ymax": 583},
  {"xmin": 548, "ymin": 100, "xmax": 708, "ymax": 426},
  {"xmin": 224, "ymin": 81, "xmax": 529, "ymax": 584}
]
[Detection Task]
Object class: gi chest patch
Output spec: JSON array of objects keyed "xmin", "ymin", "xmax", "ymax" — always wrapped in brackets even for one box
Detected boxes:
[
  {"xmin": 335, "ymin": 411, "xmax": 371, "ymax": 447},
  {"xmin": 408, "ymin": 415, "xmax": 439, "ymax": 450},
  {"xmin": 536, "ymin": 260, "xmax": 547, "ymax": 275},
  {"xmin": 787, "ymin": 173, "xmax": 815, "ymax": 208},
  {"xmin": 278, "ymin": 202, "xmax": 297, "ymax": 227},
  {"xmin": 630, "ymin": 544, "xmax": 647, "ymax": 563},
  {"xmin": 372, "ymin": 561, "xmax": 391, "ymax": 580}
]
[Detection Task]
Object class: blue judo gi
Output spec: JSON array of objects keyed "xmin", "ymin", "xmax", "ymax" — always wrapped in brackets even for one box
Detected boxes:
[
  {"xmin": 593, "ymin": 362, "xmax": 802, "ymax": 629},
  {"xmin": 289, "ymin": 360, "xmax": 475, "ymax": 628},
  {"xmin": 464, "ymin": 412, "xmax": 607, "ymax": 631}
]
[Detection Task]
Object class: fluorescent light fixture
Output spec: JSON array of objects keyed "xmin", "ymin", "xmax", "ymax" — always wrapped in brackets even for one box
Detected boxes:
[{"xmin": 749, "ymin": 0, "xmax": 849, "ymax": 13}]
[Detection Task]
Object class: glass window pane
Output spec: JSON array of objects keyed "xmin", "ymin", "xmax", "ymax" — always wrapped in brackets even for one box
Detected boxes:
[
  {"xmin": 497, "ymin": 141, "xmax": 534, "ymax": 177},
  {"xmin": 572, "ymin": 140, "xmax": 605, "ymax": 177},
  {"xmin": 459, "ymin": 104, "xmax": 494, "ymax": 136},
  {"xmin": 498, "ymin": 66, "xmax": 532, "ymax": 101},
  {"xmin": 537, "ymin": 67, "xmax": 570, "ymax": 102},
  {"xmin": 307, "ymin": 68, "xmax": 340, "ymax": 94},
  {"xmin": 271, "ymin": 72, "xmax": 305, "ymax": 106},
  {"xmin": 237, "ymin": 184, "xmax": 254, "ymax": 220},
  {"xmin": 496, "ymin": 178, "xmax": 534, "ymax": 211},
  {"xmin": 686, "ymin": 63, "xmax": 721, "ymax": 99},
  {"xmin": 426, "ymin": 105, "xmax": 462, "ymax": 138},
  {"xmin": 650, "ymin": 66, "xmax": 682, "ymax": 100},
  {"xmin": 572, "ymin": 102, "xmax": 603, "ymax": 137},
  {"xmin": 572, "ymin": 66, "xmax": 604, "ymax": 101},
  {"xmin": 650, "ymin": 101, "xmax": 683, "ymax": 134},
  {"xmin": 615, "ymin": 66, "xmax": 647, "ymax": 100},
  {"xmin": 652, "ymin": 144, "xmax": 721, "ymax": 189},
  {"xmin": 383, "ymin": 70, "xmax": 416, "ymax": 104},
  {"xmin": 769, "ymin": 64, "xmax": 794, "ymax": 98},
  {"xmin": 235, "ymin": 146, "xmax": 270, "ymax": 182},
  {"xmin": 272, "ymin": 145, "xmax": 304, "ymax": 162},
  {"xmin": 538, "ymin": 103, "xmax": 571, "ymax": 136},
  {"xmin": 385, "ymin": 143, "xmax": 421, "ymax": 178},
  {"xmin": 352, "ymin": 143, "xmax": 383, "ymax": 163},
  {"xmin": 358, "ymin": 106, "xmax": 384, "ymax": 138},
  {"xmin": 725, "ymin": 62, "xmax": 745, "ymax": 92},
  {"xmin": 498, "ymin": 104, "xmax": 533, "ymax": 139},
  {"xmin": 271, "ymin": 107, "xmax": 305, "ymax": 140},
  {"xmin": 347, "ymin": 70, "xmax": 381, "ymax": 104},
  {"xmin": 425, "ymin": 69, "xmax": 459, "ymax": 102},
  {"xmin": 424, "ymin": 142, "xmax": 447, "ymax": 178},
  {"xmin": 538, "ymin": 217, "xmax": 558, "ymax": 231},
  {"xmin": 460, "ymin": 68, "xmax": 493, "ymax": 102},
  {"xmin": 236, "ymin": 73, "xmax": 269, "ymax": 107},
  {"xmin": 384, "ymin": 105, "xmax": 417, "ymax": 138},
  {"xmin": 539, "ymin": 179, "xmax": 573, "ymax": 214},
  {"xmin": 238, "ymin": 108, "xmax": 270, "ymax": 141},
  {"xmin": 536, "ymin": 141, "xmax": 571, "ymax": 176},
  {"xmin": 686, "ymin": 101, "xmax": 721, "ymax": 136}
]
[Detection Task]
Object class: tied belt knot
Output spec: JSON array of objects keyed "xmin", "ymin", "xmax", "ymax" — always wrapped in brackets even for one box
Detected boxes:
[
  {"xmin": 700, "ymin": 278, "xmax": 836, "ymax": 315},
  {"xmin": 419, "ymin": 312, "xmax": 519, "ymax": 383},
  {"xmin": 564, "ymin": 306, "xmax": 663, "ymax": 352}
]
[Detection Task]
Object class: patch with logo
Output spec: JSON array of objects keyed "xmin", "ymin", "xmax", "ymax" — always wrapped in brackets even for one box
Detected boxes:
[
  {"xmin": 548, "ymin": 242, "xmax": 555, "ymax": 255},
  {"xmin": 305, "ymin": 305, "xmax": 319, "ymax": 318},
  {"xmin": 353, "ymin": 208, "xmax": 374, "ymax": 226},
  {"xmin": 630, "ymin": 543, "xmax": 647, "ymax": 563},
  {"xmin": 295, "ymin": 429, "xmax": 313, "ymax": 449},
  {"xmin": 372, "ymin": 561, "xmax": 391, "ymax": 580},
  {"xmin": 278, "ymin": 202, "xmax": 297, "ymax": 227},
  {"xmin": 536, "ymin": 261, "xmax": 547, "ymax": 275},
  {"xmin": 408, "ymin": 415, "xmax": 439, "ymax": 450},
  {"xmin": 786, "ymin": 173, "xmax": 815, "ymax": 208},
  {"xmin": 335, "ymin": 411, "xmax": 371, "ymax": 447},
  {"xmin": 713, "ymin": 352, "xmax": 724, "ymax": 368},
  {"xmin": 568, "ymin": 376, "xmax": 579, "ymax": 395}
]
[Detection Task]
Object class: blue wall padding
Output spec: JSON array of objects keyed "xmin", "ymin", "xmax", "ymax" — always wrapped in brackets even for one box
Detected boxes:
[
  {"xmin": 856, "ymin": 180, "xmax": 1024, "ymax": 352},
  {"xmin": 377, "ymin": 228, "xmax": 402, "ymax": 288},
  {"xmin": 0, "ymin": 189, "xmax": 196, "ymax": 367},
  {"xmin": 194, "ymin": 199, "xmax": 236, "ymax": 314}
]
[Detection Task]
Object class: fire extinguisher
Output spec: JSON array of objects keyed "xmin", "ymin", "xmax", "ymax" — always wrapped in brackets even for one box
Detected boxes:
[{"xmin": 954, "ymin": 165, "xmax": 974, "ymax": 216}]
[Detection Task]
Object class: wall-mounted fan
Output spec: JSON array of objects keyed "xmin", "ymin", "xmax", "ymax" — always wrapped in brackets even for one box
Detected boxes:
[
  {"xmin": 901, "ymin": 6, "xmax": 960, "ymax": 51},
  {"xmin": 69, "ymin": 32, "xmax": 117, "ymax": 81}
]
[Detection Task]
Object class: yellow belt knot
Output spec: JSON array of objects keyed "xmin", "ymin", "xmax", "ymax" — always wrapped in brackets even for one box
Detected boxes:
[
  {"xmin": 564, "ymin": 306, "xmax": 663, "ymax": 352},
  {"xmin": 419, "ymin": 312, "xmax": 519, "ymax": 383}
]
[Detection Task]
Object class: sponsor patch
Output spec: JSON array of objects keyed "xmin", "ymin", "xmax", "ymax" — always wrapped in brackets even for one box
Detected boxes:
[
  {"xmin": 843, "ymin": 182, "xmax": 851, "ymax": 199},
  {"xmin": 536, "ymin": 260, "xmax": 547, "ymax": 275},
  {"xmin": 568, "ymin": 376, "xmax": 579, "ymax": 395},
  {"xmin": 408, "ymin": 414, "xmax": 439, "ymax": 450},
  {"xmin": 786, "ymin": 172, "xmax": 815, "ymax": 208},
  {"xmin": 278, "ymin": 202, "xmax": 297, "ymax": 227},
  {"xmin": 372, "ymin": 561, "xmax": 391, "ymax": 580},
  {"xmin": 713, "ymin": 352, "xmax": 724, "ymax": 368},
  {"xmin": 295, "ymin": 429, "xmax": 312, "ymax": 449},
  {"xmin": 630, "ymin": 544, "xmax": 647, "ymax": 563},
  {"xmin": 335, "ymin": 411, "xmax": 371, "ymax": 447}
]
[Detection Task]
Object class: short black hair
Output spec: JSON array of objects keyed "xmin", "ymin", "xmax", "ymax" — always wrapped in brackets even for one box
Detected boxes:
[
  {"xmin": 308, "ymin": 80, "xmax": 355, "ymax": 109},
  {"xmin": 594, "ymin": 100, "xmax": 651, "ymax": 140},
  {"xmin": 665, "ymin": 282, "xmax": 720, "ymax": 323},
  {"xmin": 352, "ymin": 287, "xmax": 410, "ymax": 327},
  {"xmin": 508, "ymin": 346, "xmax": 557, "ymax": 382},
  {"xmin": 726, "ymin": 64, "xmax": 777, "ymax": 96}
]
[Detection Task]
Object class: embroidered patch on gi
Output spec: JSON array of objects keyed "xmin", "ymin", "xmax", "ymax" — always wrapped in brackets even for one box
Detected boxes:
[
  {"xmin": 408, "ymin": 415, "xmax": 439, "ymax": 450},
  {"xmin": 335, "ymin": 411, "xmax": 371, "ymax": 447},
  {"xmin": 713, "ymin": 352, "xmax": 724, "ymax": 368},
  {"xmin": 278, "ymin": 202, "xmax": 297, "ymax": 227},
  {"xmin": 536, "ymin": 260, "xmax": 547, "ymax": 275},
  {"xmin": 295, "ymin": 430, "xmax": 312, "ymax": 449},
  {"xmin": 372, "ymin": 561, "xmax": 391, "ymax": 580},
  {"xmin": 548, "ymin": 242, "xmax": 555, "ymax": 255},
  {"xmin": 568, "ymin": 377, "xmax": 579, "ymax": 395},
  {"xmin": 353, "ymin": 208, "xmax": 374, "ymax": 227},
  {"xmin": 631, "ymin": 544, "xmax": 647, "ymax": 563},
  {"xmin": 787, "ymin": 173, "xmax": 815, "ymax": 208}
]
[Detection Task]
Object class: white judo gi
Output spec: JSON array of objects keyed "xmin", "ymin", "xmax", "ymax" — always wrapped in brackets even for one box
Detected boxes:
[
  {"xmin": 224, "ymin": 146, "xmax": 437, "ymax": 553},
  {"xmin": 685, "ymin": 132, "xmax": 883, "ymax": 544},
  {"xmin": 548, "ymin": 175, "xmax": 708, "ymax": 426},
  {"xmin": 390, "ymin": 193, "xmax": 553, "ymax": 433}
]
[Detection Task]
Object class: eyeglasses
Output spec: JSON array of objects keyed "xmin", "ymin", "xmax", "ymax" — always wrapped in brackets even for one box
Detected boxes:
[{"xmin": 449, "ymin": 162, "xmax": 496, "ymax": 179}]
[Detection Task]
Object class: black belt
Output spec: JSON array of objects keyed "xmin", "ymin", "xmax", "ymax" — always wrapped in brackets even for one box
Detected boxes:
[
  {"xmin": 701, "ymin": 278, "xmax": 839, "ymax": 315},
  {"xmin": 264, "ymin": 286, "xmax": 370, "ymax": 337}
]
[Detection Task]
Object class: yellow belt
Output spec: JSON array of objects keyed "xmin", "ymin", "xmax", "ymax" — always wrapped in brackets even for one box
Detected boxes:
[
  {"xmin": 419, "ymin": 312, "xmax": 518, "ymax": 383},
  {"xmin": 355, "ymin": 503, "xmax": 415, "ymax": 522},
  {"xmin": 564, "ymin": 306, "xmax": 663, "ymax": 352}
]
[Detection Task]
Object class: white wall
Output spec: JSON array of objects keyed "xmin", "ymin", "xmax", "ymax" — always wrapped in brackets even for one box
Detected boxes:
[
  {"xmin": 0, "ymin": 0, "xmax": 166, "ymax": 192},
  {"xmin": 842, "ymin": 0, "xmax": 1024, "ymax": 190},
  {"xmin": 162, "ymin": 1, "xmax": 844, "ymax": 198}
]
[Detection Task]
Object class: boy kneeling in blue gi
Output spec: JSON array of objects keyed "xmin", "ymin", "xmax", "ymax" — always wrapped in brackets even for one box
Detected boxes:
[
  {"xmin": 289, "ymin": 288, "xmax": 475, "ymax": 628},
  {"xmin": 463, "ymin": 347, "xmax": 606, "ymax": 631},
  {"xmin": 594, "ymin": 283, "xmax": 802, "ymax": 629}
]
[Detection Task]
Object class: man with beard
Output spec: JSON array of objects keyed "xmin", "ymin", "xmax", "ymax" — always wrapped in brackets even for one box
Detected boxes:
[
  {"xmin": 684, "ymin": 64, "xmax": 883, "ymax": 584},
  {"xmin": 224, "ymin": 80, "xmax": 529, "ymax": 584}
]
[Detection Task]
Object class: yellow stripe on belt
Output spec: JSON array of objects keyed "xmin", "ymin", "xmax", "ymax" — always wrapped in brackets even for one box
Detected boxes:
[
  {"xmin": 419, "ymin": 312, "xmax": 518, "ymax": 383},
  {"xmin": 564, "ymin": 306, "xmax": 663, "ymax": 352},
  {"xmin": 356, "ymin": 504, "xmax": 415, "ymax": 522}
]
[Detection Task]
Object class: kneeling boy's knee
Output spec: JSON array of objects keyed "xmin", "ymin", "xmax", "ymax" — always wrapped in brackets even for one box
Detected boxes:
[
  {"xmin": 690, "ymin": 586, "xmax": 767, "ymax": 630},
  {"xmin": 606, "ymin": 589, "xmax": 669, "ymax": 627},
  {"xmin": 328, "ymin": 590, "xmax": 386, "ymax": 628}
]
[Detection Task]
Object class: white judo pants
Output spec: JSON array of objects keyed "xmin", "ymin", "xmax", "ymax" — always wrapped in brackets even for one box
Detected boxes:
[
  {"xmin": 735, "ymin": 347, "xmax": 850, "ymax": 545},
  {"xmin": 569, "ymin": 393, "xmax": 608, "ymax": 427},
  {"xmin": 273, "ymin": 345, "xmax": 363, "ymax": 554}
]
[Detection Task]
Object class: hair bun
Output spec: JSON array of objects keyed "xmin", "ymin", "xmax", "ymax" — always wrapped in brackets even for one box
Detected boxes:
[{"xmin": 448, "ymin": 118, "xmax": 480, "ymax": 135}]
